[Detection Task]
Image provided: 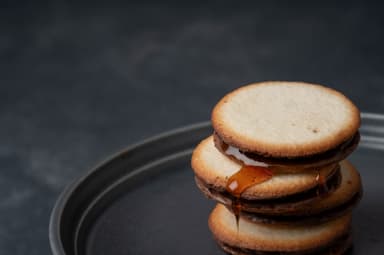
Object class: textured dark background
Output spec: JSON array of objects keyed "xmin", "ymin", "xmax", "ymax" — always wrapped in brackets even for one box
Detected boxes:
[{"xmin": 1, "ymin": 1, "xmax": 384, "ymax": 254}]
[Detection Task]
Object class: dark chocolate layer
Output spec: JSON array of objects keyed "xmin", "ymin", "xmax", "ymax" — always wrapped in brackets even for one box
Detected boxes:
[
  {"xmin": 239, "ymin": 190, "xmax": 362, "ymax": 225},
  {"xmin": 214, "ymin": 132, "xmax": 360, "ymax": 169}
]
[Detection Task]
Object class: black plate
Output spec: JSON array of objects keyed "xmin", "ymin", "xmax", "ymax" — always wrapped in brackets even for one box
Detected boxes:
[{"xmin": 50, "ymin": 114, "xmax": 384, "ymax": 255}]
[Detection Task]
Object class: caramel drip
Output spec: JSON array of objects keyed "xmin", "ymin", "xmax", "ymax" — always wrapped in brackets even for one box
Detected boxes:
[
  {"xmin": 226, "ymin": 165, "xmax": 273, "ymax": 229},
  {"xmin": 316, "ymin": 170, "xmax": 329, "ymax": 196}
]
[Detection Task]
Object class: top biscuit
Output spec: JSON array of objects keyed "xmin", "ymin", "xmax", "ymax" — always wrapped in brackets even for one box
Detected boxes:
[{"xmin": 212, "ymin": 81, "xmax": 360, "ymax": 158}]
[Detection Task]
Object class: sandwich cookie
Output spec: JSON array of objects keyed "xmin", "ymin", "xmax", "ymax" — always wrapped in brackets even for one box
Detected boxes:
[
  {"xmin": 212, "ymin": 81, "xmax": 360, "ymax": 168},
  {"xmin": 209, "ymin": 204, "xmax": 352, "ymax": 255},
  {"xmin": 192, "ymin": 137, "xmax": 361, "ymax": 219},
  {"xmin": 192, "ymin": 136, "xmax": 340, "ymax": 201}
]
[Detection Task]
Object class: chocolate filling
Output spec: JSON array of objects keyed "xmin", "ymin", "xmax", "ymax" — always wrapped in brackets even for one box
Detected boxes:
[
  {"xmin": 216, "ymin": 231, "xmax": 352, "ymax": 255},
  {"xmin": 214, "ymin": 132, "xmax": 360, "ymax": 169},
  {"xmin": 240, "ymin": 190, "xmax": 362, "ymax": 225},
  {"xmin": 195, "ymin": 166, "xmax": 341, "ymax": 213}
]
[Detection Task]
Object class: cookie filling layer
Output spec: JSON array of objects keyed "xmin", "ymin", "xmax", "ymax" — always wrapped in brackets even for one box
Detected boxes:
[
  {"xmin": 214, "ymin": 132, "xmax": 360, "ymax": 170},
  {"xmin": 239, "ymin": 190, "xmax": 362, "ymax": 224}
]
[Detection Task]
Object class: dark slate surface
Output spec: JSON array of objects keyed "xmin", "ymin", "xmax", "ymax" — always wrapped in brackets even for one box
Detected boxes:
[{"xmin": 1, "ymin": 1, "xmax": 384, "ymax": 254}]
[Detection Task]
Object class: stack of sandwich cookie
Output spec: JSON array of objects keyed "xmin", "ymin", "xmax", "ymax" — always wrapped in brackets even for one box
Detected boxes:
[{"xmin": 191, "ymin": 82, "xmax": 362, "ymax": 254}]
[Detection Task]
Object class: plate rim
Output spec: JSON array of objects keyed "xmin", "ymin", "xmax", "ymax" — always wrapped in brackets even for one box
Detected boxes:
[
  {"xmin": 49, "ymin": 112, "xmax": 384, "ymax": 255},
  {"xmin": 49, "ymin": 121, "xmax": 210, "ymax": 255}
]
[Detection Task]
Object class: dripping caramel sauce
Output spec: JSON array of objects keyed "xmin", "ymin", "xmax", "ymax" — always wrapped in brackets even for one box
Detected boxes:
[
  {"xmin": 316, "ymin": 170, "xmax": 329, "ymax": 196},
  {"xmin": 225, "ymin": 166, "xmax": 333, "ymax": 230},
  {"xmin": 220, "ymin": 133, "xmax": 335, "ymax": 230},
  {"xmin": 226, "ymin": 165, "xmax": 273, "ymax": 229}
]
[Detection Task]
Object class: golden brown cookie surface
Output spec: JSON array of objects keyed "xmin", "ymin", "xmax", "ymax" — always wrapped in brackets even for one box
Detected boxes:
[{"xmin": 212, "ymin": 81, "xmax": 360, "ymax": 158}]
